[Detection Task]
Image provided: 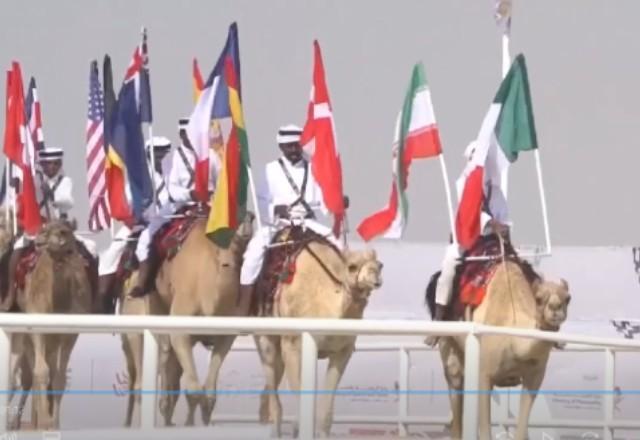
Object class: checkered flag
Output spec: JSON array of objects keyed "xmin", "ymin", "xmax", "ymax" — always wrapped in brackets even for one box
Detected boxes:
[{"xmin": 612, "ymin": 320, "xmax": 640, "ymax": 339}]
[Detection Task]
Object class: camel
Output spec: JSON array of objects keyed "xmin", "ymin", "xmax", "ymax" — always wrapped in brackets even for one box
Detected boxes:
[
  {"xmin": 13, "ymin": 220, "xmax": 93, "ymax": 430},
  {"xmin": 255, "ymin": 238, "xmax": 384, "ymax": 438},
  {"xmin": 432, "ymin": 259, "xmax": 571, "ymax": 440},
  {"xmin": 152, "ymin": 213, "xmax": 254, "ymax": 426}
]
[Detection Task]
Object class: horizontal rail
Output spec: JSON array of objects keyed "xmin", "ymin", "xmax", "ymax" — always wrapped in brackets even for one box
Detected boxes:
[{"xmin": 1, "ymin": 313, "xmax": 639, "ymax": 350}]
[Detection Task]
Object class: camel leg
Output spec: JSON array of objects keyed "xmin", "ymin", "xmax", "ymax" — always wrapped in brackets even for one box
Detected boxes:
[
  {"xmin": 255, "ymin": 335, "xmax": 283, "ymax": 438},
  {"xmin": 514, "ymin": 369, "xmax": 545, "ymax": 440},
  {"xmin": 51, "ymin": 334, "xmax": 77, "ymax": 428},
  {"xmin": 169, "ymin": 332, "xmax": 201, "ymax": 425},
  {"xmin": 478, "ymin": 374, "xmax": 493, "ymax": 440},
  {"xmin": 31, "ymin": 333, "xmax": 52, "ymax": 430},
  {"xmin": 317, "ymin": 345, "xmax": 353, "ymax": 438},
  {"xmin": 121, "ymin": 333, "xmax": 138, "ymax": 427},
  {"xmin": 8, "ymin": 347, "xmax": 32, "ymax": 431},
  {"xmin": 201, "ymin": 335, "xmax": 236, "ymax": 426},
  {"xmin": 439, "ymin": 338, "xmax": 464, "ymax": 440},
  {"xmin": 281, "ymin": 336, "xmax": 302, "ymax": 438},
  {"xmin": 158, "ymin": 338, "xmax": 182, "ymax": 427}
]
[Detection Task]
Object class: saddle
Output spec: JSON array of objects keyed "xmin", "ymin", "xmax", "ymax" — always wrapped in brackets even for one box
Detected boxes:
[
  {"xmin": 152, "ymin": 205, "xmax": 205, "ymax": 262},
  {"xmin": 115, "ymin": 230, "xmax": 143, "ymax": 282},
  {"xmin": 14, "ymin": 243, "xmax": 38, "ymax": 291},
  {"xmin": 251, "ymin": 225, "xmax": 338, "ymax": 317},
  {"xmin": 425, "ymin": 235, "xmax": 540, "ymax": 321}
]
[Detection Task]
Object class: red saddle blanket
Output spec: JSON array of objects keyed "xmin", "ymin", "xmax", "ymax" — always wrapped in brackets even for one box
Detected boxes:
[
  {"xmin": 15, "ymin": 245, "xmax": 38, "ymax": 290},
  {"xmin": 152, "ymin": 206, "xmax": 205, "ymax": 261},
  {"xmin": 252, "ymin": 226, "xmax": 335, "ymax": 317}
]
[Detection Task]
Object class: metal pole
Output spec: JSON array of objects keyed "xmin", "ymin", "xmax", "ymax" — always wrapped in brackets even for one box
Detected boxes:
[
  {"xmin": 500, "ymin": 32, "xmax": 511, "ymax": 200},
  {"xmin": 4, "ymin": 159, "xmax": 9, "ymax": 225},
  {"xmin": 397, "ymin": 347, "xmax": 410, "ymax": 437},
  {"xmin": 299, "ymin": 331, "xmax": 317, "ymax": 439},
  {"xmin": 438, "ymin": 154, "xmax": 457, "ymax": 244},
  {"xmin": 462, "ymin": 331, "xmax": 480, "ymax": 439},
  {"xmin": 147, "ymin": 125, "xmax": 159, "ymax": 215},
  {"xmin": 534, "ymin": 149, "xmax": 552, "ymax": 255},
  {"xmin": 247, "ymin": 165, "xmax": 263, "ymax": 230},
  {"xmin": 0, "ymin": 330, "xmax": 10, "ymax": 431},
  {"xmin": 603, "ymin": 349, "xmax": 615, "ymax": 440},
  {"xmin": 141, "ymin": 329, "xmax": 158, "ymax": 430}
]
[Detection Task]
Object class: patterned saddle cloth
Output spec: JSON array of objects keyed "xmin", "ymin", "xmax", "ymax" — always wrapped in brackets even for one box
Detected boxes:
[
  {"xmin": 425, "ymin": 235, "xmax": 539, "ymax": 321},
  {"xmin": 252, "ymin": 226, "xmax": 336, "ymax": 317}
]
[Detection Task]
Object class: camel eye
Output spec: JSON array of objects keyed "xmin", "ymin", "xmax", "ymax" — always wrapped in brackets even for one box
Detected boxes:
[{"xmin": 348, "ymin": 264, "xmax": 358, "ymax": 273}]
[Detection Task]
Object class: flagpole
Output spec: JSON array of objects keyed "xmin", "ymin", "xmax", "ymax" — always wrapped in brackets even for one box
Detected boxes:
[
  {"xmin": 246, "ymin": 165, "xmax": 263, "ymax": 230},
  {"xmin": 500, "ymin": 31, "xmax": 511, "ymax": 199},
  {"xmin": 4, "ymin": 159, "xmax": 9, "ymax": 226},
  {"xmin": 438, "ymin": 154, "xmax": 457, "ymax": 244},
  {"xmin": 9, "ymin": 163, "xmax": 17, "ymax": 236},
  {"xmin": 534, "ymin": 149, "xmax": 551, "ymax": 254}
]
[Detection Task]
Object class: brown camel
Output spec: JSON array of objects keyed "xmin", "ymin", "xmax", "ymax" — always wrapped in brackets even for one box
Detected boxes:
[
  {"xmin": 255, "ymin": 242, "xmax": 383, "ymax": 438},
  {"xmin": 436, "ymin": 260, "xmax": 570, "ymax": 440},
  {"xmin": 153, "ymin": 213, "xmax": 254, "ymax": 426},
  {"xmin": 14, "ymin": 221, "xmax": 93, "ymax": 430}
]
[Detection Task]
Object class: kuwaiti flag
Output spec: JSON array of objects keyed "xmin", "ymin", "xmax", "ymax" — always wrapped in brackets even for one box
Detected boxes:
[
  {"xmin": 357, "ymin": 63, "xmax": 442, "ymax": 241},
  {"xmin": 455, "ymin": 54, "xmax": 537, "ymax": 250},
  {"xmin": 301, "ymin": 41, "xmax": 345, "ymax": 237}
]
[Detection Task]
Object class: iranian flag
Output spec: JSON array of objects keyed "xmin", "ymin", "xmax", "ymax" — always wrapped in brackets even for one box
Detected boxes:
[
  {"xmin": 357, "ymin": 62, "xmax": 442, "ymax": 241},
  {"xmin": 455, "ymin": 53, "xmax": 538, "ymax": 250}
]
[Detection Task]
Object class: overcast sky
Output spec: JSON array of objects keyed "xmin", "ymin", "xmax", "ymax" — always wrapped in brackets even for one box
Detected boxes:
[{"xmin": 1, "ymin": 0, "xmax": 638, "ymax": 248}]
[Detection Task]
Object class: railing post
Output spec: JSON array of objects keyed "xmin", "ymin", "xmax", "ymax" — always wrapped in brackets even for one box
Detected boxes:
[
  {"xmin": 141, "ymin": 329, "xmax": 158, "ymax": 430},
  {"xmin": 463, "ymin": 330, "xmax": 480, "ymax": 440},
  {"xmin": 0, "ymin": 330, "xmax": 10, "ymax": 431},
  {"xmin": 398, "ymin": 347, "xmax": 410, "ymax": 437},
  {"xmin": 603, "ymin": 348, "xmax": 615, "ymax": 440},
  {"xmin": 299, "ymin": 331, "xmax": 318, "ymax": 439}
]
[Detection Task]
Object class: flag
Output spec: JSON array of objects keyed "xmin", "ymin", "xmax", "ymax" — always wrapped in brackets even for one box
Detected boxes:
[
  {"xmin": 494, "ymin": 0, "xmax": 512, "ymax": 33},
  {"xmin": 103, "ymin": 55, "xmax": 132, "ymax": 222},
  {"xmin": 300, "ymin": 41, "xmax": 345, "ymax": 237},
  {"xmin": 86, "ymin": 61, "xmax": 111, "ymax": 231},
  {"xmin": 455, "ymin": 54, "xmax": 537, "ymax": 250},
  {"xmin": 357, "ymin": 62, "xmax": 442, "ymax": 241},
  {"xmin": 186, "ymin": 24, "xmax": 236, "ymax": 203},
  {"xmin": 25, "ymin": 77, "xmax": 44, "ymax": 152},
  {"xmin": 3, "ymin": 63, "xmax": 41, "ymax": 235},
  {"xmin": 113, "ymin": 47, "xmax": 153, "ymax": 221},
  {"xmin": 203, "ymin": 23, "xmax": 251, "ymax": 247},
  {"xmin": 139, "ymin": 28, "xmax": 153, "ymax": 124},
  {"xmin": 193, "ymin": 58, "xmax": 204, "ymax": 103}
]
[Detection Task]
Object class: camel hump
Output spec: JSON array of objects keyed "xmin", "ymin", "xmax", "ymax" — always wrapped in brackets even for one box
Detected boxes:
[{"xmin": 253, "ymin": 226, "xmax": 340, "ymax": 316}]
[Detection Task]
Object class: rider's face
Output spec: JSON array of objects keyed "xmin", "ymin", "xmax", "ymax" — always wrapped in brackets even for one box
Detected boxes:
[{"xmin": 279, "ymin": 142, "xmax": 303, "ymax": 164}]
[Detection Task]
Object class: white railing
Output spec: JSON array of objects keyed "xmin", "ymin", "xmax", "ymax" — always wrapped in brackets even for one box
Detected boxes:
[{"xmin": 1, "ymin": 314, "xmax": 640, "ymax": 439}]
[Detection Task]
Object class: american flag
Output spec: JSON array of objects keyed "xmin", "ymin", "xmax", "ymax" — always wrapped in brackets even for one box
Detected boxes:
[{"xmin": 85, "ymin": 61, "xmax": 111, "ymax": 231}]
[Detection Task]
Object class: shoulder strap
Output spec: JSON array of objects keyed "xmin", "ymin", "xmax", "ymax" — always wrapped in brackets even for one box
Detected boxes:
[
  {"xmin": 177, "ymin": 146, "xmax": 195, "ymax": 188},
  {"xmin": 277, "ymin": 159, "xmax": 314, "ymax": 217},
  {"xmin": 39, "ymin": 175, "xmax": 64, "ymax": 209}
]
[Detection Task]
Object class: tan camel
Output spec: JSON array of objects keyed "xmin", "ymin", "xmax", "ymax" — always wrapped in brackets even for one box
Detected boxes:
[
  {"xmin": 153, "ymin": 213, "xmax": 254, "ymax": 426},
  {"xmin": 437, "ymin": 261, "xmax": 570, "ymax": 440},
  {"xmin": 13, "ymin": 221, "xmax": 93, "ymax": 430},
  {"xmin": 256, "ymin": 243, "xmax": 383, "ymax": 438}
]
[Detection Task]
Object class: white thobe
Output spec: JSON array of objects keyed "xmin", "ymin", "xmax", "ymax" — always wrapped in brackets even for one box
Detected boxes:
[{"xmin": 240, "ymin": 156, "xmax": 341, "ymax": 285}]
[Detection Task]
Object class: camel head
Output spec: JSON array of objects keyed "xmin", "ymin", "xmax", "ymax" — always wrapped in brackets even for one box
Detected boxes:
[
  {"xmin": 534, "ymin": 278, "xmax": 571, "ymax": 331},
  {"xmin": 225, "ymin": 210, "xmax": 255, "ymax": 258},
  {"xmin": 344, "ymin": 249, "xmax": 383, "ymax": 300},
  {"xmin": 35, "ymin": 221, "xmax": 76, "ymax": 257}
]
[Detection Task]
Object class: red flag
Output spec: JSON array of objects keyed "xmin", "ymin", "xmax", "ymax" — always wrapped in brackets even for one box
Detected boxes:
[
  {"xmin": 4, "ymin": 62, "xmax": 41, "ymax": 235},
  {"xmin": 300, "ymin": 41, "xmax": 345, "ymax": 237}
]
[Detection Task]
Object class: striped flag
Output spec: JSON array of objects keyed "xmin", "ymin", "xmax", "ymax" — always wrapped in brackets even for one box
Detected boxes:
[
  {"xmin": 357, "ymin": 63, "xmax": 442, "ymax": 241},
  {"xmin": 85, "ymin": 61, "xmax": 111, "ymax": 231},
  {"xmin": 204, "ymin": 23, "xmax": 251, "ymax": 247},
  {"xmin": 455, "ymin": 54, "xmax": 537, "ymax": 249},
  {"xmin": 25, "ymin": 77, "xmax": 44, "ymax": 153}
]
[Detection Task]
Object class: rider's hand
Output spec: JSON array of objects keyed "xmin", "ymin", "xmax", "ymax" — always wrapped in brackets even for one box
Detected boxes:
[
  {"xmin": 343, "ymin": 195, "xmax": 350, "ymax": 209},
  {"xmin": 189, "ymin": 190, "xmax": 199, "ymax": 201},
  {"xmin": 273, "ymin": 205, "xmax": 290, "ymax": 220}
]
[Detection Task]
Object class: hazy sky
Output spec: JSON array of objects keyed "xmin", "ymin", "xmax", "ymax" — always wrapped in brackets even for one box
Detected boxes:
[{"xmin": 1, "ymin": 0, "xmax": 638, "ymax": 247}]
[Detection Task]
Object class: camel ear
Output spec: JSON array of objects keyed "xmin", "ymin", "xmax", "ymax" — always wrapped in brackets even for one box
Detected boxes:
[{"xmin": 561, "ymin": 278, "xmax": 569, "ymax": 292}]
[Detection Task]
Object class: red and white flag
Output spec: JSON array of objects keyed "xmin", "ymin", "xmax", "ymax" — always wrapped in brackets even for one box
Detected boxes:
[
  {"xmin": 85, "ymin": 61, "xmax": 111, "ymax": 231},
  {"xmin": 3, "ymin": 62, "xmax": 41, "ymax": 235},
  {"xmin": 300, "ymin": 41, "xmax": 345, "ymax": 237}
]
